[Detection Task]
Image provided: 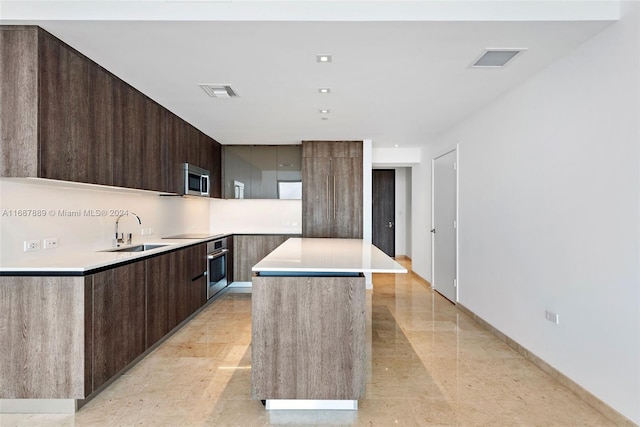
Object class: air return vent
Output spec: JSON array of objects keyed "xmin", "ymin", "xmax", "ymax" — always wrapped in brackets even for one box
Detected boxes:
[
  {"xmin": 471, "ymin": 49, "xmax": 525, "ymax": 68},
  {"xmin": 199, "ymin": 84, "xmax": 238, "ymax": 98}
]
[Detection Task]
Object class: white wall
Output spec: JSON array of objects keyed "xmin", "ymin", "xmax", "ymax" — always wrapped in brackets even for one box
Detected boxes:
[
  {"xmin": 363, "ymin": 140, "xmax": 373, "ymax": 244},
  {"xmin": 372, "ymin": 147, "xmax": 421, "ymax": 166},
  {"xmin": 0, "ymin": 178, "xmax": 210, "ymax": 262},
  {"xmin": 394, "ymin": 167, "xmax": 412, "ymax": 257},
  {"xmin": 209, "ymin": 199, "xmax": 302, "ymax": 234},
  {"xmin": 414, "ymin": 3, "xmax": 640, "ymax": 422},
  {"xmin": 410, "ymin": 140, "xmax": 452, "ymax": 282}
]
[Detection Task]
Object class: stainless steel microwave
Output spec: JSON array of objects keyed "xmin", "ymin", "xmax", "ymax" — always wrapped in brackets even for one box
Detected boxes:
[{"xmin": 184, "ymin": 163, "xmax": 210, "ymax": 197}]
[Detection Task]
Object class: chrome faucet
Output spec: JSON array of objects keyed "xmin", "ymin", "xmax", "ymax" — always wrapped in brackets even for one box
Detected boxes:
[{"xmin": 114, "ymin": 212, "xmax": 142, "ymax": 246}]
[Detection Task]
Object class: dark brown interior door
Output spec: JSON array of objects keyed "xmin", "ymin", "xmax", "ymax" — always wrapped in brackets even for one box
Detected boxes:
[{"xmin": 372, "ymin": 169, "xmax": 395, "ymax": 257}]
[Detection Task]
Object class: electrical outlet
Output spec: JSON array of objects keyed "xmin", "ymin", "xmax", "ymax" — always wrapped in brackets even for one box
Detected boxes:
[
  {"xmin": 141, "ymin": 228, "xmax": 154, "ymax": 236},
  {"xmin": 24, "ymin": 240, "xmax": 40, "ymax": 252},
  {"xmin": 545, "ymin": 310, "xmax": 560, "ymax": 324},
  {"xmin": 43, "ymin": 238, "xmax": 58, "ymax": 249}
]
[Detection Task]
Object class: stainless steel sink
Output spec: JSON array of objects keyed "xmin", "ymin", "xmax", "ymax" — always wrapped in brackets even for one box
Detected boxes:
[{"xmin": 104, "ymin": 244, "xmax": 169, "ymax": 253}]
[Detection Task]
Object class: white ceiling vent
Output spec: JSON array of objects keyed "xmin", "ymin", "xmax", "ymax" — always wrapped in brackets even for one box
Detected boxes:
[
  {"xmin": 471, "ymin": 49, "xmax": 525, "ymax": 68},
  {"xmin": 199, "ymin": 84, "xmax": 238, "ymax": 98}
]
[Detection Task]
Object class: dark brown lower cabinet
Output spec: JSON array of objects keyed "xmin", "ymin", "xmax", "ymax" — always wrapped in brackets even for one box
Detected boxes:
[
  {"xmin": 233, "ymin": 235, "xmax": 295, "ymax": 282},
  {"xmin": 0, "ymin": 242, "xmax": 211, "ymax": 402},
  {"xmin": 147, "ymin": 244, "xmax": 208, "ymax": 348},
  {"xmin": 181, "ymin": 244, "xmax": 207, "ymax": 323},
  {"xmin": 91, "ymin": 262, "xmax": 146, "ymax": 392},
  {"xmin": 146, "ymin": 250, "xmax": 182, "ymax": 347},
  {"xmin": 191, "ymin": 244, "xmax": 208, "ymax": 312}
]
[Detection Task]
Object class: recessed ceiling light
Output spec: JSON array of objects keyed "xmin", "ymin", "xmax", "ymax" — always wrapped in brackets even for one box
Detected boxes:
[
  {"xmin": 319, "ymin": 109, "xmax": 330, "ymax": 114},
  {"xmin": 394, "ymin": 144, "xmax": 399, "ymax": 147},
  {"xmin": 318, "ymin": 88, "xmax": 331, "ymax": 94},
  {"xmin": 471, "ymin": 49, "xmax": 525, "ymax": 68},
  {"xmin": 316, "ymin": 54, "xmax": 332, "ymax": 63}
]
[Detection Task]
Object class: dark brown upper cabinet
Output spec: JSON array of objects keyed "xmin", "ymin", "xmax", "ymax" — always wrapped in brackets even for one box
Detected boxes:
[
  {"xmin": 113, "ymin": 78, "xmax": 145, "ymax": 189},
  {"xmin": 38, "ymin": 31, "xmax": 93, "ymax": 183},
  {"xmin": 0, "ymin": 26, "xmax": 222, "ymax": 196}
]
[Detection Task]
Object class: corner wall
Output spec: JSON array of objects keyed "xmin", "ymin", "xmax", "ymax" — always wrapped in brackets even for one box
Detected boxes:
[{"xmin": 415, "ymin": 3, "xmax": 639, "ymax": 422}]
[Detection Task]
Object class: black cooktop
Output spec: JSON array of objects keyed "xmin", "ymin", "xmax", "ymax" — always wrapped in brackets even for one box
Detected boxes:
[{"xmin": 162, "ymin": 233, "xmax": 224, "ymax": 239}]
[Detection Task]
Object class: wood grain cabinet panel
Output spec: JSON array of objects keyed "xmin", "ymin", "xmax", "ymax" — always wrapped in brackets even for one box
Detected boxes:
[
  {"xmin": 302, "ymin": 141, "xmax": 363, "ymax": 238},
  {"xmin": 302, "ymin": 140, "xmax": 361, "ymax": 158},
  {"xmin": 146, "ymin": 250, "xmax": 182, "ymax": 347},
  {"xmin": 0, "ymin": 276, "xmax": 87, "ymax": 399},
  {"xmin": 113, "ymin": 79, "xmax": 144, "ymax": 189},
  {"xmin": 142, "ymin": 100, "xmax": 167, "ymax": 192},
  {"xmin": 233, "ymin": 235, "xmax": 292, "ymax": 282},
  {"xmin": 226, "ymin": 234, "xmax": 234, "ymax": 282},
  {"xmin": 0, "ymin": 242, "xmax": 213, "ymax": 402},
  {"xmin": 175, "ymin": 243, "xmax": 206, "ymax": 324},
  {"xmin": 252, "ymin": 275, "xmax": 366, "ymax": 400},
  {"xmin": 0, "ymin": 27, "xmax": 39, "ymax": 177},
  {"xmin": 147, "ymin": 245, "xmax": 209, "ymax": 346},
  {"xmin": 209, "ymin": 137, "xmax": 223, "ymax": 198},
  {"xmin": 167, "ymin": 113, "xmax": 187, "ymax": 194},
  {"xmin": 332, "ymin": 156, "xmax": 363, "ymax": 239},
  {"xmin": 185, "ymin": 123, "xmax": 201, "ymax": 167},
  {"xmin": 196, "ymin": 133, "xmax": 222, "ymax": 198},
  {"xmin": 198, "ymin": 132, "xmax": 213, "ymax": 179},
  {"xmin": 87, "ymin": 64, "xmax": 115, "ymax": 186},
  {"xmin": 91, "ymin": 262, "xmax": 146, "ymax": 392},
  {"xmin": 1, "ymin": 26, "xmax": 223, "ymax": 195},
  {"xmin": 39, "ymin": 31, "xmax": 92, "ymax": 182},
  {"xmin": 185, "ymin": 243, "xmax": 208, "ymax": 317},
  {"xmin": 302, "ymin": 157, "xmax": 332, "ymax": 238}
]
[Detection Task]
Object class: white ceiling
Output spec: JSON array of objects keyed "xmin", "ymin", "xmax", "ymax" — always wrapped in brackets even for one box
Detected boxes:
[{"xmin": 1, "ymin": 1, "xmax": 617, "ymax": 148}]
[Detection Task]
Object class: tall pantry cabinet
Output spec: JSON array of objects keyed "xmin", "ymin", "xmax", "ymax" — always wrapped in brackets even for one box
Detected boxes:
[{"xmin": 302, "ymin": 141, "xmax": 363, "ymax": 238}]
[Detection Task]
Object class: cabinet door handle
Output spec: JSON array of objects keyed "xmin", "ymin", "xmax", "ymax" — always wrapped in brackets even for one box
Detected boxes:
[
  {"xmin": 326, "ymin": 175, "xmax": 330, "ymax": 219},
  {"xmin": 333, "ymin": 175, "xmax": 336, "ymax": 220}
]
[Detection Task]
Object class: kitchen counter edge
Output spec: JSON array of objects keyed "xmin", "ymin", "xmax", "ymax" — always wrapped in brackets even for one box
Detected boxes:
[{"xmin": 0, "ymin": 233, "xmax": 234, "ymax": 277}]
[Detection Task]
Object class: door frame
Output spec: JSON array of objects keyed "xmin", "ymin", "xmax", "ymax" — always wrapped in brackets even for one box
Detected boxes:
[{"xmin": 431, "ymin": 146, "xmax": 459, "ymax": 302}]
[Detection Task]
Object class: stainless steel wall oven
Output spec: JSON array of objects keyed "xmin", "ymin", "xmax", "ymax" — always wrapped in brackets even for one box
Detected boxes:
[{"xmin": 207, "ymin": 237, "xmax": 229, "ymax": 299}]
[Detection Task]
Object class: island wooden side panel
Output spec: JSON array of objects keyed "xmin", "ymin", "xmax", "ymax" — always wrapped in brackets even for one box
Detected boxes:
[
  {"xmin": 0, "ymin": 276, "xmax": 86, "ymax": 398},
  {"xmin": 251, "ymin": 275, "xmax": 366, "ymax": 400}
]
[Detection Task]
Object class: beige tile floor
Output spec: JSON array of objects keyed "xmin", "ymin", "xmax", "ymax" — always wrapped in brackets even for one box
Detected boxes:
[{"xmin": 1, "ymin": 260, "xmax": 614, "ymax": 426}]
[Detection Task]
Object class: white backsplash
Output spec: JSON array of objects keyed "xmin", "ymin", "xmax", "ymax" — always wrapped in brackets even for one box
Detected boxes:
[
  {"xmin": 0, "ymin": 178, "xmax": 210, "ymax": 263},
  {"xmin": 210, "ymin": 198, "xmax": 301, "ymax": 235}
]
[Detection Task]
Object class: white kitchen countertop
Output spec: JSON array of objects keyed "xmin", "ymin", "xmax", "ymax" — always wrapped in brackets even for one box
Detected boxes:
[
  {"xmin": 252, "ymin": 238, "xmax": 407, "ymax": 274},
  {"xmin": 0, "ymin": 235, "xmax": 228, "ymax": 275}
]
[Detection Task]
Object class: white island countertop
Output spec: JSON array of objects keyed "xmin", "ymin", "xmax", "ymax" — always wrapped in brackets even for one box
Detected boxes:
[{"xmin": 252, "ymin": 238, "xmax": 407, "ymax": 274}]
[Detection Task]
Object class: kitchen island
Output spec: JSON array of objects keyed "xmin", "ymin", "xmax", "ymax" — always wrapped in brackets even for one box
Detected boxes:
[{"xmin": 251, "ymin": 238, "xmax": 406, "ymax": 410}]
